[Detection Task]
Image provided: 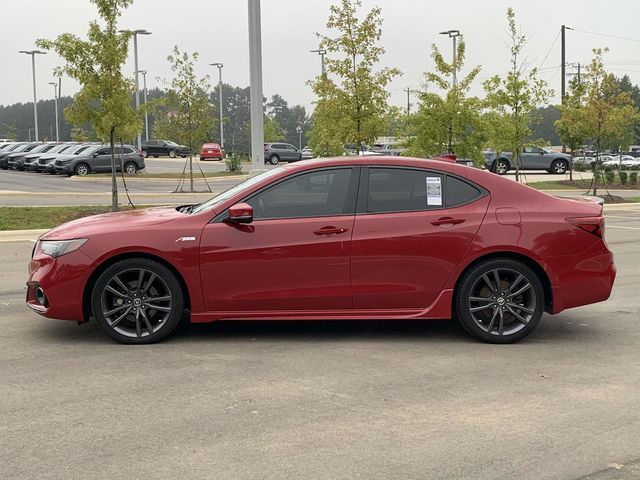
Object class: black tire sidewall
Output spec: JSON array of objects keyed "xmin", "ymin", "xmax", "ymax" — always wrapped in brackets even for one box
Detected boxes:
[
  {"xmin": 455, "ymin": 258, "xmax": 544, "ymax": 344},
  {"xmin": 91, "ymin": 258, "xmax": 184, "ymax": 344}
]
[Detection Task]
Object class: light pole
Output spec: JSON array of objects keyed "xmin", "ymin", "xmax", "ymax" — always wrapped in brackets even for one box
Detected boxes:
[
  {"xmin": 296, "ymin": 125, "xmax": 303, "ymax": 149},
  {"xmin": 48, "ymin": 81, "xmax": 59, "ymax": 142},
  {"xmin": 439, "ymin": 30, "xmax": 462, "ymax": 87},
  {"xmin": 119, "ymin": 29, "xmax": 151, "ymax": 149},
  {"xmin": 310, "ymin": 48, "xmax": 327, "ymax": 76},
  {"xmin": 210, "ymin": 63, "xmax": 224, "ymax": 149},
  {"xmin": 19, "ymin": 50, "xmax": 47, "ymax": 142},
  {"xmin": 138, "ymin": 70, "xmax": 149, "ymax": 141},
  {"xmin": 248, "ymin": 0, "xmax": 265, "ymax": 170}
]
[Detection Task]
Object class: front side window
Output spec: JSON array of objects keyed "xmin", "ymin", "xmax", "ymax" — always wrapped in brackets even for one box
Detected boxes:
[{"xmin": 247, "ymin": 168, "xmax": 355, "ymax": 220}]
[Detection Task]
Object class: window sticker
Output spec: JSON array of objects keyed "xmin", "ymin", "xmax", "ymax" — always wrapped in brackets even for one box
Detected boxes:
[{"xmin": 426, "ymin": 176, "xmax": 442, "ymax": 206}]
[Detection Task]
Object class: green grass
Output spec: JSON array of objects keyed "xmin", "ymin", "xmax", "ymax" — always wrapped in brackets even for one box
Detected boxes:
[
  {"xmin": 527, "ymin": 179, "xmax": 640, "ymax": 191},
  {"xmin": 0, "ymin": 206, "xmax": 136, "ymax": 231}
]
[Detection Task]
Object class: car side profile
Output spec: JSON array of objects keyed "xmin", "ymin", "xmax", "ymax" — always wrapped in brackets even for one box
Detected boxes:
[
  {"xmin": 264, "ymin": 142, "xmax": 303, "ymax": 165},
  {"xmin": 27, "ymin": 156, "xmax": 615, "ymax": 345},
  {"xmin": 54, "ymin": 145, "xmax": 145, "ymax": 176},
  {"xmin": 142, "ymin": 140, "xmax": 189, "ymax": 158},
  {"xmin": 484, "ymin": 147, "xmax": 573, "ymax": 174}
]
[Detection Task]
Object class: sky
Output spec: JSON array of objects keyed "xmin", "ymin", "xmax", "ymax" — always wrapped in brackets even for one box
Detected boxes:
[{"xmin": 2, "ymin": 0, "xmax": 640, "ymax": 112}]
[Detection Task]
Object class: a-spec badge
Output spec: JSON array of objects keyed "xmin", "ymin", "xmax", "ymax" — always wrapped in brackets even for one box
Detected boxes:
[{"xmin": 175, "ymin": 236, "xmax": 196, "ymax": 243}]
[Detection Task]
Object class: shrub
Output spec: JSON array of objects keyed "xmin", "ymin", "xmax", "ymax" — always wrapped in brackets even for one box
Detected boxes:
[
  {"xmin": 619, "ymin": 171, "xmax": 628, "ymax": 185},
  {"xmin": 225, "ymin": 153, "xmax": 243, "ymax": 173},
  {"xmin": 574, "ymin": 162, "xmax": 586, "ymax": 172},
  {"xmin": 630, "ymin": 172, "xmax": 638, "ymax": 186},
  {"xmin": 604, "ymin": 170, "xmax": 615, "ymax": 184}
]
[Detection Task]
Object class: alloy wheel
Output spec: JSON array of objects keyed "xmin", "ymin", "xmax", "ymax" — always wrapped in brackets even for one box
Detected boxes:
[
  {"xmin": 552, "ymin": 160, "xmax": 568, "ymax": 174},
  {"xmin": 467, "ymin": 268, "xmax": 536, "ymax": 337},
  {"xmin": 124, "ymin": 163, "xmax": 137, "ymax": 174},
  {"xmin": 100, "ymin": 268, "xmax": 173, "ymax": 339}
]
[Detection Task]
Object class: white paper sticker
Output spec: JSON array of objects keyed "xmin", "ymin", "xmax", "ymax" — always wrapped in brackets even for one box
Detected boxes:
[{"xmin": 426, "ymin": 176, "xmax": 442, "ymax": 206}]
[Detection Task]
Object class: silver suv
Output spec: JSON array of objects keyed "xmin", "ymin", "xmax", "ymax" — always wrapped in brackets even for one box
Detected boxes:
[
  {"xmin": 264, "ymin": 143, "xmax": 303, "ymax": 165},
  {"xmin": 484, "ymin": 147, "xmax": 572, "ymax": 174}
]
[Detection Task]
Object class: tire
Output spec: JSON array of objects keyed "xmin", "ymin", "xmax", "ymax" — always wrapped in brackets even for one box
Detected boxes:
[
  {"xmin": 495, "ymin": 159, "xmax": 509, "ymax": 175},
  {"xmin": 91, "ymin": 258, "xmax": 185, "ymax": 344},
  {"xmin": 169, "ymin": 150, "xmax": 177, "ymax": 158},
  {"xmin": 269, "ymin": 154, "xmax": 280, "ymax": 165},
  {"xmin": 142, "ymin": 150, "xmax": 148, "ymax": 158},
  {"xmin": 550, "ymin": 159, "xmax": 569, "ymax": 174},
  {"xmin": 74, "ymin": 162, "xmax": 90, "ymax": 176},
  {"xmin": 153, "ymin": 155, "xmax": 159, "ymax": 158},
  {"xmin": 454, "ymin": 258, "xmax": 544, "ymax": 344},
  {"xmin": 124, "ymin": 162, "xmax": 137, "ymax": 174}
]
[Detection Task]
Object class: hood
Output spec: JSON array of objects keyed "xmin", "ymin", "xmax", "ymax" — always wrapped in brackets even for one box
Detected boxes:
[{"xmin": 41, "ymin": 206, "xmax": 184, "ymax": 241}]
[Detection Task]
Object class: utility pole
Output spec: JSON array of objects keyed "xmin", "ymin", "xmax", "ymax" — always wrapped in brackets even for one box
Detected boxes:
[
  {"xmin": 19, "ymin": 50, "xmax": 47, "ymax": 142},
  {"xmin": 49, "ymin": 82, "xmax": 59, "ymax": 141},
  {"xmin": 138, "ymin": 70, "xmax": 149, "ymax": 141},
  {"xmin": 439, "ymin": 30, "xmax": 461, "ymax": 87},
  {"xmin": 561, "ymin": 25, "xmax": 566, "ymax": 102},
  {"xmin": 210, "ymin": 63, "xmax": 225, "ymax": 149},
  {"xmin": 310, "ymin": 48, "xmax": 327, "ymax": 76},
  {"xmin": 404, "ymin": 87, "xmax": 412, "ymax": 115},
  {"xmin": 248, "ymin": 0, "xmax": 265, "ymax": 171}
]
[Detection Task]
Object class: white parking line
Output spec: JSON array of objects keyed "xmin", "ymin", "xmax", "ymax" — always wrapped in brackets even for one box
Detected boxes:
[
  {"xmin": 606, "ymin": 215, "xmax": 640, "ymax": 220},
  {"xmin": 607, "ymin": 225, "xmax": 640, "ymax": 230}
]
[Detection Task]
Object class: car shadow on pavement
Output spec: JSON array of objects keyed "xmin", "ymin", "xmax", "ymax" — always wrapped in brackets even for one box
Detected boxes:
[{"xmin": 33, "ymin": 313, "xmax": 600, "ymax": 345}]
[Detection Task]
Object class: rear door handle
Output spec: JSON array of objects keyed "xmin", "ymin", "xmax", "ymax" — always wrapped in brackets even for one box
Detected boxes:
[
  {"xmin": 431, "ymin": 217, "xmax": 465, "ymax": 227},
  {"xmin": 313, "ymin": 226, "xmax": 349, "ymax": 236}
]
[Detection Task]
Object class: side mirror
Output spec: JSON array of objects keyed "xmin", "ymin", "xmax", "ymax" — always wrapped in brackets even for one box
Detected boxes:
[
  {"xmin": 227, "ymin": 202, "xmax": 253, "ymax": 224},
  {"xmin": 93, "ymin": 152, "xmax": 99, "ymax": 157}
]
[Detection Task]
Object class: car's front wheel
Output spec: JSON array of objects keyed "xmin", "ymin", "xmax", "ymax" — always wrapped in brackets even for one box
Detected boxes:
[
  {"xmin": 454, "ymin": 258, "xmax": 544, "ymax": 344},
  {"xmin": 74, "ymin": 162, "xmax": 90, "ymax": 176},
  {"xmin": 494, "ymin": 159, "xmax": 509, "ymax": 175},
  {"xmin": 269, "ymin": 154, "xmax": 279, "ymax": 165},
  {"xmin": 169, "ymin": 150, "xmax": 177, "ymax": 158},
  {"xmin": 123, "ymin": 162, "xmax": 138, "ymax": 174},
  {"xmin": 550, "ymin": 159, "xmax": 569, "ymax": 174},
  {"xmin": 91, "ymin": 258, "xmax": 185, "ymax": 344}
]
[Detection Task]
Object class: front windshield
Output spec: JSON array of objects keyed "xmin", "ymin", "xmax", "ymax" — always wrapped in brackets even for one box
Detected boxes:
[{"xmin": 191, "ymin": 167, "xmax": 284, "ymax": 214}]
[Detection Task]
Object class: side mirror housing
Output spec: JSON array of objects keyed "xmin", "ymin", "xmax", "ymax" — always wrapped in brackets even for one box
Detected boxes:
[
  {"xmin": 93, "ymin": 152, "xmax": 99, "ymax": 157},
  {"xmin": 227, "ymin": 202, "xmax": 253, "ymax": 224}
]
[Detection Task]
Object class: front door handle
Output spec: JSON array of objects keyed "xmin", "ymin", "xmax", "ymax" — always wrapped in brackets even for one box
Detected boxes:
[
  {"xmin": 431, "ymin": 217, "xmax": 465, "ymax": 227},
  {"xmin": 313, "ymin": 226, "xmax": 349, "ymax": 236}
]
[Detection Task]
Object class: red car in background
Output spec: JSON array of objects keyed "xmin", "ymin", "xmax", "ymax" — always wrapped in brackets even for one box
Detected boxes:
[
  {"xmin": 26, "ymin": 156, "xmax": 615, "ymax": 345},
  {"xmin": 199, "ymin": 143, "xmax": 225, "ymax": 161}
]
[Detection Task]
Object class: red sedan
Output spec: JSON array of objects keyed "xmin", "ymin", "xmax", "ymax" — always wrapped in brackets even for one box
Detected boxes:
[
  {"xmin": 199, "ymin": 143, "xmax": 224, "ymax": 161},
  {"xmin": 26, "ymin": 157, "xmax": 615, "ymax": 344}
]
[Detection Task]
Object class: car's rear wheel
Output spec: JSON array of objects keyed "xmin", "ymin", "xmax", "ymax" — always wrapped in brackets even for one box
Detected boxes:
[
  {"xmin": 455, "ymin": 259, "xmax": 544, "ymax": 344},
  {"xmin": 550, "ymin": 159, "xmax": 569, "ymax": 174},
  {"xmin": 123, "ymin": 162, "xmax": 137, "ymax": 174},
  {"xmin": 495, "ymin": 159, "xmax": 509, "ymax": 175},
  {"xmin": 74, "ymin": 163, "xmax": 90, "ymax": 176},
  {"xmin": 91, "ymin": 258, "xmax": 184, "ymax": 344},
  {"xmin": 169, "ymin": 150, "xmax": 177, "ymax": 158},
  {"xmin": 153, "ymin": 155, "xmax": 159, "ymax": 158},
  {"xmin": 269, "ymin": 154, "xmax": 279, "ymax": 165}
]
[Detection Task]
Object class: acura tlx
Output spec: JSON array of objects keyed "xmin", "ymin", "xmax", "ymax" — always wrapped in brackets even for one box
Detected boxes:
[{"xmin": 26, "ymin": 156, "xmax": 615, "ymax": 344}]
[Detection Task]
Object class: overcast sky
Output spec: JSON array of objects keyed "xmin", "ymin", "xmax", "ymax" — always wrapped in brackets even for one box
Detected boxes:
[{"xmin": 2, "ymin": 0, "xmax": 639, "ymax": 111}]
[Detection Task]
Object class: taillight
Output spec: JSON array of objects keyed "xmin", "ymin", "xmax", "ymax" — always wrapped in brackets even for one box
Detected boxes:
[{"xmin": 566, "ymin": 216, "xmax": 604, "ymax": 238}]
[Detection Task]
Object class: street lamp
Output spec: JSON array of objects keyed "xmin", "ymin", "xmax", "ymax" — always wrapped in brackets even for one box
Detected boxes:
[
  {"xmin": 310, "ymin": 48, "xmax": 327, "ymax": 76},
  {"xmin": 137, "ymin": 70, "xmax": 149, "ymax": 141},
  {"xmin": 48, "ymin": 81, "xmax": 59, "ymax": 142},
  {"xmin": 19, "ymin": 50, "xmax": 47, "ymax": 142},
  {"xmin": 210, "ymin": 63, "xmax": 224, "ymax": 149},
  {"xmin": 248, "ymin": 0, "xmax": 265, "ymax": 170},
  {"xmin": 439, "ymin": 29, "xmax": 462, "ymax": 87},
  {"xmin": 119, "ymin": 29, "xmax": 151, "ymax": 149}
]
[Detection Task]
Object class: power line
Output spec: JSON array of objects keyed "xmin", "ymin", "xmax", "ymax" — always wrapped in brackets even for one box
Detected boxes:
[
  {"xmin": 539, "ymin": 29, "xmax": 561, "ymax": 69},
  {"xmin": 570, "ymin": 28, "xmax": 640, "ymax": 43}
]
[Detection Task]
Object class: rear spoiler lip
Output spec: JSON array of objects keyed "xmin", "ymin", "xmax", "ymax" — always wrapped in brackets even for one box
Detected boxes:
[{"xmin": 555, "ymin": 195, "xmax": 604, "ymax": 216}]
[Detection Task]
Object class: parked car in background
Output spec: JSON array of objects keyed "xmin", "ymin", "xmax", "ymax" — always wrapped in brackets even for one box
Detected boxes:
[
  {"xmin": 24, "ymin": 143, "xmax": 78, "ymax": 171},
  {"xmin": 264, "ymin": 142, "xmax": 303, "ymax": 165},
  {"xmin": 199, "ymin": 143, "xmax": 225, "ymax": 161},
  {"xmin": 9, "ymin": 143, "xmax": 58, "ymax": 170},
  {"xmin": 0, "ymin": 142, "xmax": 38, "ymax": 169},
  {"xmin": 301, "ymin": 147, "xmax": 314, "ymax": 160},
  {"xmin": 371, "ymin": 143, "xmax": 407, "ymax": 156},
  {"xmin": 484, "ymin": 146, "xmax": 573, "ymax": 174},
  {"xmin": 0, "ymin": 138, "xmax": 13, "ymax": 143},
  {"xmin": 37, "ymin": 144, "xmax": 97, "ymax": 173},
  {"xmin": 55, "ymin": 144, "xmax": 144, "ymax": 176},
  {"xmin": 141, "ymin": 140, "xmax": 189, "ymax": 158},
  {"xmin": 602, "ymin": 155, "xmax": 640, "ymax": 169}
]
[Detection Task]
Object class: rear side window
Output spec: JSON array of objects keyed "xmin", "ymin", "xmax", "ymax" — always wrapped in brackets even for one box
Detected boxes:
[{"xmin": 445, "ymin": 176, "xmax": 482, "ymax": 207}]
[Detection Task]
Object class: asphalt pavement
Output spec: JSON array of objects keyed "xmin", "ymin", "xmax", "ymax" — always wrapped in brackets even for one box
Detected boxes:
[{"xmin": 1, "ymin": 208, "xmax": 639, "ymax": 480}]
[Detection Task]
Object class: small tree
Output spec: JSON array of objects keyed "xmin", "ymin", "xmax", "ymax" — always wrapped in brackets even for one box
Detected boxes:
[
  {"xmin": 409, "ymin": 38, "xmax": 484, "ymax": 163},
  {"xmin": 70, "ymin": 126, "xmax": 90, "ymax": 142},
  {"xmin": 264, "ymin": 115, "xmax": 286, "ymax": 142},
  {"xmin": 580, "ymin": 48, "xmax": 639, "ymax": 195},
  {"xmin": 37, "ymin": 0, "xmax": 141, "ymax": 211},
  {"xmin": 483, "ymin": 8, "xmax": 552, "ymax": 181},
  {"xmin": 3, "ymin": 122, "xmax": 18, "ymax": 141},
  {"xmin": 155, "ymin": 46, "xmax": 215, "ymax": 192},
  {"xmin": 308, "ymin": 0, "xmax": 401, "ymax": 153},
  {"xmin": 555, "ymin": 78, "xmax": 588, "ymax": 181}
]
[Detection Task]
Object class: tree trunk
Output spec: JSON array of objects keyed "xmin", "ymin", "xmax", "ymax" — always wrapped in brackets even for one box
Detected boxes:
[
  {"xmin": 189, "ymin": 154, "xmax": 193, "ymax": 192},
  {"xmin": 110, "ymin": 129, "xmax": 118, "ymax": 212}
]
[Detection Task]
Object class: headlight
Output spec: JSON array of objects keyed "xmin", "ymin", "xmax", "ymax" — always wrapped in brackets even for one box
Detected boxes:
[{"xmin": 39, "ymin": 239, "xmax": 88, "ymax": 258}]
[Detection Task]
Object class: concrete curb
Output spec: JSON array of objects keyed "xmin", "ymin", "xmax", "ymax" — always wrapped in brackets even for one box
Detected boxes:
[
  {"xmin": 0, "ymin": 229, "xmax": 49, "ymax": 243},
  {"xmin": 69, "ymin": 174, "xmax": 247, "ymax": 183}
]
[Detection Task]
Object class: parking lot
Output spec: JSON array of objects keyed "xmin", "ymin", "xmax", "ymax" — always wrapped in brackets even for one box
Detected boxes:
[{"xmin": 1, "ymin": 208, "xmax": 639, "ymax": 480}]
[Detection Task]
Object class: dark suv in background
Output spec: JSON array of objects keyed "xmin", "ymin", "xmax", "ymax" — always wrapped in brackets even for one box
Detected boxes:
[
  {"xmin": 55, "ymin": 145, "xmax": 145, "ymax": 176},
  {"xmin": 264, "ymin": 142, "xmax": 303, "ymax": 165},
  {"xmin": 141, "ymin": 140, "xmax": 189, "ymax": 158}
]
